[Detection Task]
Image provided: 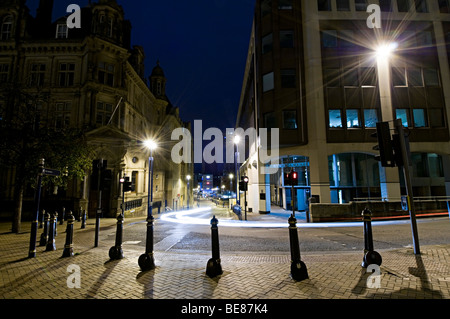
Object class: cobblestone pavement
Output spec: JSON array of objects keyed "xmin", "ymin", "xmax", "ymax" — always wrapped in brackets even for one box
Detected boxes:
[{"xmin": 1, "ymin": 216, "xmax": 449, "ymax": 303}]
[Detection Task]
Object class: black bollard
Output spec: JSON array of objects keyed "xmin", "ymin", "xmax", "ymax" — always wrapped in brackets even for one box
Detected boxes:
[
  {"xmin": 138, "ymin": 216, "xmax": 156, "ymax": 271},
  {"xmin": 62, "ymin": 212, "xmax": 75, "ymax": 258},
  {"xmin": 206, "ymin": 216, "xmax": 223, "ymax": 278},
  {"xmin": 288, "ymin": 214, "xmax": 308, "ymax": 281},
  {"xmin": 39, "ymin": 212, "xmax": 50, "ymax": 246},
  {"xmin": 54, "ymin": 212, "xmax": 58, "ymax": 237},
  {"xmin": 109, "ymin": 213, "xmax": 124, "ymax": 260},
  {"xmin": 81, "ymin": 210, "xmax": 86, "ymax": 229},
  {"xmin": 46, "ymin": 213, "xmax": 56, "ymax": 251},
  {"xmin": 361, "ymin": 208, "xmax": 382, "ymax": 268}
]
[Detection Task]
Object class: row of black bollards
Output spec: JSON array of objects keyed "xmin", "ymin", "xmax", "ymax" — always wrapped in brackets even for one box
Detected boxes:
[
  {"xmin": 206, "ymin": 216, "xmax": 223, "ymax": 278},
  {"xmin": 37, "ymin": 210, "xmax": 76, "ymax": 258},
  {"xmin": 109, "ymin": 213, "xmax": 124, "ymax": 260}
]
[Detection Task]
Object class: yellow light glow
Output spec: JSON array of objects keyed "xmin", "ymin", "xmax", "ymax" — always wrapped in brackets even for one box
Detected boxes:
[{"xmin": 144, "ymin": 139, "xmax": 157, "ymax": 150}]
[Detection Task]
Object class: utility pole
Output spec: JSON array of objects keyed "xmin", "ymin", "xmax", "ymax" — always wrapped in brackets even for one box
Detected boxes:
[{"xmin": 394, "ymin": 119, "xmax": 420, "ymax": 255}]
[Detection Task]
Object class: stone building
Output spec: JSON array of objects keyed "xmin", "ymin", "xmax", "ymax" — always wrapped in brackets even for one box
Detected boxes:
[
  {"xmin": 0, "ymin": 0, "xmax": 193, "ymax": 218},
  {"xmin": 235, "ymin": 0, "xmax": 450, "ymax": 214}
]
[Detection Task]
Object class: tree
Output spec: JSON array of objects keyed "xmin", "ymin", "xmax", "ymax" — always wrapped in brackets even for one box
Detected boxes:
[{"xmin": 0, "ymin": 91, "xmax": 94, "ymax": 233}]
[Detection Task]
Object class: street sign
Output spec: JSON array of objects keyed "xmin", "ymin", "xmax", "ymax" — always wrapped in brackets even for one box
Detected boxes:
[{"xmin": 43, "ymin": 168, "xmax": 61, "ymax": 177}]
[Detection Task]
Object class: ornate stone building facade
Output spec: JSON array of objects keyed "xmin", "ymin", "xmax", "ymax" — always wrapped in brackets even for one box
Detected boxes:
[{"xmin": 0, "ymin": 0, "xmax": 193, "ymax": 218}]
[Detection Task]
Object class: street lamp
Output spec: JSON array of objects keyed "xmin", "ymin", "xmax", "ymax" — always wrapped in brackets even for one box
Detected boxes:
[
  {"xmin": 186, "ymin": 175, "xmax": 191, "ymax": 210},
  {"xmin": 228, "ymin": 173, "xmax": 234, "ymax": 198},
  {"xmin": 138, "ymin": 139, "xmax": 157, "ymax": 271},
  {"xmin": 234, "ymin": 135, "xmax": 240, "ymax": 205}
]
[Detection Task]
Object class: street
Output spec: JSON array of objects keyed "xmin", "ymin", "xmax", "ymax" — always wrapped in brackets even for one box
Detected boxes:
[{"xmin": 105, "ymin": 199, "xmax": 450, "ymax": 255}]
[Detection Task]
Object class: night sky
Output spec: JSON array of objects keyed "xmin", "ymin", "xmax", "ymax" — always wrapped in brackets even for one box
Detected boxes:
[{"xmin": 26, "ymin": 0, "xmax": 256, "ymax": 134}]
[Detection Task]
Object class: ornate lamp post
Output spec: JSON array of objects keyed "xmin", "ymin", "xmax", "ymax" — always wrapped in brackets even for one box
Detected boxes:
[
  {"xmin": 186, "ymin": 175, "xmax": 191, "ymax": 210},
  {"xmin": 138, "ymin": 139, "xmax": 157, "ymax": 271}
]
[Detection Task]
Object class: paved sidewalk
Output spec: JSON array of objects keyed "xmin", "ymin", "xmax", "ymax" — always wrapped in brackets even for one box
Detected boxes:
[{"xmin": 0, "ymin": 216, "xmax": 449, "ymax": 301}]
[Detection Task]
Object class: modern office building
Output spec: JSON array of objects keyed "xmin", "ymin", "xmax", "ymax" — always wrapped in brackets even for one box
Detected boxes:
[
  {"xmin": 235, "ymin": 0, "xmax": 450, "ymax": 214},
  {"xmin": 0, "ymin": 0, "xmax": 193, "ymax": 219}
]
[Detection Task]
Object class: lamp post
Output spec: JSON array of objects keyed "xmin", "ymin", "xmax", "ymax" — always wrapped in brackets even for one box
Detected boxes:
[
  {"xmin": 186, "ymin": 175, "xmax": 191, "ymax": 210},
  {"xmin": 228, "ymin": 173, "xmax": 234, "ymax": 200},
  {"xmin": 234, "ymin": 135, "xmax": 240, "ymax": 205},
  {"xmin": 138, "ymin": 139, "xmax": 157, "ymax": 271}
]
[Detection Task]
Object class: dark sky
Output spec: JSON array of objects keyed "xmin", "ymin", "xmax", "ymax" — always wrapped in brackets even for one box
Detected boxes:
[{"xmin": 26, "ymin": 0, "xmax": 256, "ymax": 132}]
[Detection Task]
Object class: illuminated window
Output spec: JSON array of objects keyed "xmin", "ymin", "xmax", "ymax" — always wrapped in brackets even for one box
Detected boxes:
[
  {"xmin": 396, "ymin": 109, "xmax": 410, "ymax": 127},
  {"xmin": 283, "ymin": 110, "xmax": 297, "ymax": 129},
  {"xmin": 329, "ymin": 110, "xmax": 343, "ymax": 128},
  {"xmin": 346, "ymin": 109, "xmax": 361, "ymax": 128},
  {"xmin": 413, "ymin": 109, "xmax": 427, "ymax": 128},
  {"xmin": 364, "ymin": 109, "xmax": 378, "ymax": 128}
]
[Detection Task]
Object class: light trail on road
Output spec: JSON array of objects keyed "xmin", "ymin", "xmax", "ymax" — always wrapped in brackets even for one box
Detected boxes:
[{"xmin": 160, "ymin": 207, "xmax": 415, "ymax": 228}]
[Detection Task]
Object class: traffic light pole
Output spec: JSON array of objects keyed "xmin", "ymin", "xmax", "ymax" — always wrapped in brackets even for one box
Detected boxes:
[{"xmin": 394, "ymin": 119, "xmax": 420, "ymax": 255}]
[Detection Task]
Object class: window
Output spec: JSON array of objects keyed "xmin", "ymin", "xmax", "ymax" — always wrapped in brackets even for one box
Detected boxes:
[
  {"xmin": 423, "ymin": 68, "xmax": 439, "ymax": 86},
  {"xmin": 414, "ymin": 0, "xmax": 428, "ymax": 12},
  {"xmin": 1, "ymin": 16, "xmax": 13, "ymax": 40},
  {"xmin": 56, "ymin": 24, "xmax": 68, "ymax": 39},
  {"xmin": 337, "ymin": 0, "xmax": 350, "ymax": 11},
  {"xmin": 438, "ymin": 0, "xmax": 450, "ymax": 13},
  {"xmin": 58, "ymin": 63, "xmax": 75, "ymax": 87},
  {"xmin": 0, "ymin": 63, "xmax": 9, "ymax": 82},
  {"xmin": 262, "ymin": 33, "xmax": 273, "ymax": 54},
  {"xmin": 339, "ymin": 30, "xmax": 355, "ymax": 48},
  {"xmin": 283, "ymin": 110, "xmax": 297, "ymax": 129},
  {"xmin": 55, "ymin": 102, "xmax": 72, "ymax": 129},
  {"xmin": 396, "ymin": 109, "xmax": 410, "ymax": 127},
  {"xmin": 428, "ymin": 154, "xmax": 444, "ymax": 178},
  {"xmin": 413, "ymin": 109, "xmax": 427, "ymax": 127},
  {"xmin": 281, "ymin": 69, "xmax": 296, "ymax": 88},
  {"xmin": 346, "ymin": 109, "xmax": 361, "ymax": 128},
  {"xmin": 96, "ymin": 102, "xmax": 113, "ymax": 126},
  {"xmin": 29, "ymin": 63, "xmax": 46, "ymax": 87},
  {"xmin": 324, "ymin": 68, "xmax": 340, "ymax": 87},
  {"xmin": 408, "ymin": 68, "xmax": 423, "ymax": 86},
  {"xmin": 131, "ymin": 171, "xmax": 138, "ymax": 192},
  {"xmin": 429, "ymin": 109, "xmax": 445, "ymax": 127},
  {"xmin": 329, "ymin": 110, "xmax": 343, "ymax": 128},
  {"xmin": 392, "ymin": 67, "xmax": 406, "ymax": 86},
  {"xmin": 322, "ymin": 30, "xmax": 338, "ymax": 48},
  {"xmin": 98, "ymin": 62, "xmax": 115, "ymax": 86},
  {"xmin": 364, "ymin": 109, "xmax": 378, "ymax": 128},
  {"xmin": 343, "ymin": 69, "xmax": 359, "ymax": 87},
  {"xmin": 361, "ymin": 67, "xmax": 377, "ymax": 86},
  {"xmin": 263, "ymin": 72, "xmax": 274, "ymax": 92},
  {"xmin": 355, "ymin": 0, "xmax": 367, "ymax": 11},
  {"xmin": 379, "ymin": 0, "xmax": 393, "ymax": 11},
  {"xmin": 263, "ymin": 112, "xmax": 277, "ymax": 129},
  {"xmin": 278, "ymin": 0, "xmax": 292, "ymax": 9},
  {"xmin": 318, "ymin": 0, "xmax": 332, "ymax": 11},
  {"xmin": 397, "ymin": 0, "xmax": 411, "ymax": 12},
  {"xmin": 280, "ymin": 31, "xmax": 294, "ymax": 48},
  {"xmin": 261, "ymin": 0, "xmax": 272, "ymax": 17},
  {"xmin": 417, "ymin": 31, "xmax": 433, "ymax": 46}
]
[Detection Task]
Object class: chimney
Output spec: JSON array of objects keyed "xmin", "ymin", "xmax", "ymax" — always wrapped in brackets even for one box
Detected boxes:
[{"xmin": 36, "ymin": 0, "xmax": 54, "ymax": 27}]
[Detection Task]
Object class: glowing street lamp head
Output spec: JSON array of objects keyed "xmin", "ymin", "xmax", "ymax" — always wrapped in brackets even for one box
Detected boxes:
[
  {"xmin": 186, "ymin": 175, "xmax": 191, "ymax": 181},
  {"xmin": 229, "ymin": 173, "xmax": 234, "ymax": 179},
  {"xmin": 375, "ymin": 42, "xmax": 398, "ymax": 59},
  {"xmin": 144, "ymin": 139, "xmax": 157, "ymax": 150},
  {"xmin": 234, "ymin": 135, "xmax": 240, "ymax": 144}
]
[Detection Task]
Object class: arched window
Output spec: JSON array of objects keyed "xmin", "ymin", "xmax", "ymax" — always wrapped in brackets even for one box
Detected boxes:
[{"xmin": 1, "ymin": 15, "xmax": 13, "ymax": 40}]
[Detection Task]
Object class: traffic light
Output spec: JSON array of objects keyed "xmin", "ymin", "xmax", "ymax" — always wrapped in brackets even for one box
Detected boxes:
[
  {"xmin": 372, "ymin": 122, "xmax": 395, "ymax": 167},
  {"xmin": 239, "ymin": 176, "xmax": 249, "ymax": 191},
  {"xmin": 122, "ymin": 176, "xmax": 133, "ymax": 193},
  {"xmin": 285, "ymin": 172, "xmax": 292, "ymax": 186},
  {"xmin": 290, "ymin": 171, "xmax": 298, "ymax": 185}
]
